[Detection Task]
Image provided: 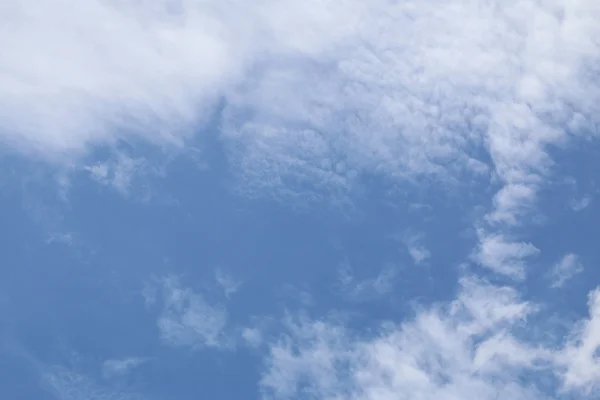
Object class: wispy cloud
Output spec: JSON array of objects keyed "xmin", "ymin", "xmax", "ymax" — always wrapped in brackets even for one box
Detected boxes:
[
  {"xmin": 401, "ymin": 232, "xmax": 431, "ymax": 265},
  {"xmin": 336, "ymin": 263, "xmax": 398, "ymax": 302},
  {"xmin": 473, "ymin": 232, "xmax": 540, "ymax": 280},
  {"xmin": 559, "ymin": 289, "xmax": 600, "ymax": 394},
  {"xmin": 569, "ymin": 195, "xmax": 592, "ymax": 212},
  {"xmin": 46, "ymin": 232, "xmax": 75, "ymax": 246},
  {"xmin": 151, "ymin": 276, "xmax": 231, "ymax": 350},
  {"xmin": 103, "ymin": 357, "xmax": 148, "ymax": 379},
  {"xmin": 5, "ymin": 2, "xmax": 596, "ymax": 301},
  {"xmin": 2, "ymin": 1, "xmax": 597, "ymax": 198},
  {"xmin": 242, "ymin": 327, "xmax": 264, "ymax": 349},
  {"xmin": 486, "ymin": 183, "xmax": 538, "ymax": 225},
  {"xmin": 215, "ymin": 268, "xmax": 242, "ymax": 299},
  {"xmin": 83, "ymin": 150, "xmax": 172, "ymax": 201},
  {"xmin": 85, "ymin": 154, "xmax": 147, "ymax": 196},
  {"xmin": 43, "ymin": 366, "xmax": 139, "ymax": 400},
  {"xmin": 548, "ymin": 253, "xmax": 583, "ymax": 289},
  {"xmin": 3, "ymin": 2, "xmax": 600, "ymax": 398},
  {"xmin": 260, "ymin": 277, "xmax": 600, "ymax": 400}
]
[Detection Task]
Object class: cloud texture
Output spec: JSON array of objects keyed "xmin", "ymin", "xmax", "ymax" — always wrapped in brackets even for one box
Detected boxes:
[
  {"xmin": 2, "ymin": 1, "xmax": 598, "ymax": 179},
  {"xmin": 3, "ymin": 1, "xmax": 600, "ymax": 399},
  {"xmin": 261, "ymin": 278, "xmax": 600, "ymax": 400}
]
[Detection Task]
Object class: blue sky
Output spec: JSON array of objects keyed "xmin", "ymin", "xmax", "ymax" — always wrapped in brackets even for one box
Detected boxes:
[{"xmin": 1, "ymin": 1, "xmax": 600, "ymax": 399}]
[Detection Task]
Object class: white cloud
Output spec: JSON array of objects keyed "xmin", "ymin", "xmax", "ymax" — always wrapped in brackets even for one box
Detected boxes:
[
  {"xmin": 3, "ymin": 3, "xmax": 600, "ymax": 397},
  {"xmin": 336, "ymin": 263, "xmax": 398, "ymax": 302},
  {"xmin": 85, "ymin": 153, "xmax": 146, "ymax": 196},
  {"xmin": 280, "ymin": 285, "xmax": 315, "ymax": 308},
  {"xmin": 559, "ymin": 289, "xmax": 600, "ymax": 394},
  {"xmin": 473, "ymin": 232, "xmax": 540, "ymax": 280},
  {"xmin": 486, "ymin": 183, "xmax": 537, "ymax": 225},
  {"xmin": 43, "ymin": 366, "xmax": 137, "ymax": 400},
  {"xmin": 5, "ymin": 3, "xmax": 596, "ymax": 296},
  {"xmin": 548, "ymin": 253, "xmax": 583, "ymax": 288},
  {"xmin": 240, "ymin": 316, "xmax": 279, "ymax": 350},
  {"xmin": 154, "ymin": 276, "xmax": 230, "ymax": 349},
  {"xmin": 46, "ymin": 232, "xmax": 75, "ymax": 246},
  {"xmin": 215, "ymin": 268, "xmax": 242, "ymax": 299},
  {"xmin": 242, "ymin": 327, "xmax": 264, "ymax": 349},
  {"xmin": 569, "ymin": 195, "xmax": 592, "ymax": 212},
  {"xmin": 1, "ymin": 0, "xmax": 365, "ymax": 164},
  {"xmin": 102, "ymin": 357, "xmax": 147, "ymax": 378},
  {"xmin": 401, "ymin": 232, "xmax": 431, "ymax": 265},
  {"xmin": 260, "ymin": 277, "xmax": 547, "ymax": 400},
  {"xmin": 222, "ymin": 1, "xmax": 599, "ymax": 203},
  {"xmin": 260, "ymin": 278, "xmax": 600, "ymax": 400}
]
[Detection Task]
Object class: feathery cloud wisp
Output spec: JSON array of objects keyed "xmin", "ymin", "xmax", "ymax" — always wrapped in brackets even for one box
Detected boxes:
[{"xmin": 261, "ymin": 278, "xmax": 600, "ymax": 400}]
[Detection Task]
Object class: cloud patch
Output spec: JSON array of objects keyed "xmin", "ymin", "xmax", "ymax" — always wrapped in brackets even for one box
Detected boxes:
[
  {"xmin": 43, "ymin": 366, "xmax": 139, "ymax": 400},
  {"xmin": 2, "ymin": 0, "xmax": 598, "ymax": 201},
  {"xmin": 473, "ymin": 232, "xmax": 540, "ymax": 280},
  {"xmin": 569, "ymin": 195, "xmax": 592, "ymax": 212},
  {"xmin": 260, "ymin": 277, "xmax": 600, "ymax": 400},
  {"xmin": 215, "ymin": 268, "xmax": 242, "ymax": 299},
  {"xmin": 102, "ymin": 357, "xmax": 148, "ymax": 379},
  {"xmin": 148, "ymin": 276, "xmax": 231, "ymax": 350},
  {"xmin": 548, "ymin": 253, "xmax": 583, "ymax": 289},
  {"xmin": 336, "ymin": 263, "xmax": 399, "ymax": 302},
  {"xmin": 559, "ymin": 289, "xmax": 600, "ymax": 394},
  {"xmin": 401, "ymin": 232, "xmax": 431, "ymax": 265}
]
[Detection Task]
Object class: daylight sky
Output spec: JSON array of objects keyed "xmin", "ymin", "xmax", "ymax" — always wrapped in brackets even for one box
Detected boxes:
[{"xmin": 1, "ymin": 1, "xmax": 600, "ymax": 399}]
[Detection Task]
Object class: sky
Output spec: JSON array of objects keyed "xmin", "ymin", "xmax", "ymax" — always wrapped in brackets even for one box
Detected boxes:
[{"xmin": 1, "ymin": 1, "xmax": 600, "ymax": 399}]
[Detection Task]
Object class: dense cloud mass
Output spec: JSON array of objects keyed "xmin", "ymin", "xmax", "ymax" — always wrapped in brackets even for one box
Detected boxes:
[
  {"xmin": 2, "ymin": 1, "xmax": 598, "ymax": 171},
  {"xmin": 1, "ymin": 1, "xmax": 600, "ymax": 400}
]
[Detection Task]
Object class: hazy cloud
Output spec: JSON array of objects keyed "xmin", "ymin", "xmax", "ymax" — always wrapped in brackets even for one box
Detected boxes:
[
  {"xmin": 3, "ymin": 2, "xmax": 600, "ymax": 399},
  {"xmin": 401, "ymin": 232, "xmax": 431, "ymax": 265},
  {"xmin": 549, "ymin": 253, "xmax": 583, "ymax": 289},
  {"xmin": 473, "ymin": 232, "xmax": 540, "ymax": 280},
  {"xmin": 1, "ymin": 1, "xmax": 597, "ymax": 201},
  {"xmin": 102, "ymin": 358, "xmax": 147, "ymax": 378},
  {"xmin": 559, "ymin": 289, "xmax": 600, "ymax": 394},
  {"xmin": 43, "ymin": 366, "xmax": 139, "ymax": 400},
  {"xmin": 336, "ymin": 263, "xmax": 399, "ymax": 302},
  {"xmin": 569, "ymin": 195, "xmax": 592, "ymax": 212},
  {"xmin": 215, "ymin": 268, "xmax": 242, "ymax": 299}
]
